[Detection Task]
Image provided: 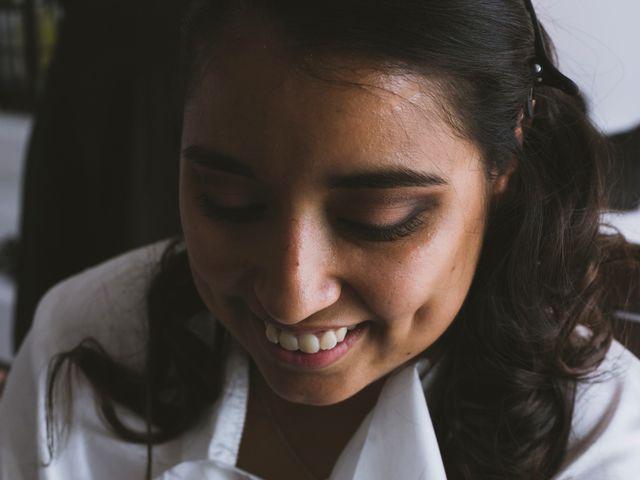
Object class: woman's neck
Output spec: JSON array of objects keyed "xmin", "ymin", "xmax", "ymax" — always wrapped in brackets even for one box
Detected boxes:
[{"xmin": 239, "ymin": 364, "xmax": 384, "ymax": 479}]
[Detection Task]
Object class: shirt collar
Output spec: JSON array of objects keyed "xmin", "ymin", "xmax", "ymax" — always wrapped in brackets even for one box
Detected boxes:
[
  {"xmin": 329, "ymin": 358, "xmax": 447, "ymax": 480},
  {"xmin": 163, "ymin": 319, "xmax": 446, "ymax": 480}
]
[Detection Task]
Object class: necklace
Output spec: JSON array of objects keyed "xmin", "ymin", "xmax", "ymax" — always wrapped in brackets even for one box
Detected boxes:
[{"xmin": 254, "ymin": 387, "xmax": 321, "ymax": 480}]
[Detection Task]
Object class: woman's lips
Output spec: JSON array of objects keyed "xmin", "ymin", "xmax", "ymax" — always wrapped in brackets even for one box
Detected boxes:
[
  {"xmin": 258, "ymin": 321, "xmax": 369, "ymax": 369},
  {"xmin": 264, "ymin": 322, "xmax": 358, "ymax": 353}
]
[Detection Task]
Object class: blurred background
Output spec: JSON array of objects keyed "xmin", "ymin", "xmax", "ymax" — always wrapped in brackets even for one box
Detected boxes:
[
  {"xmin": 0, "ymin": 0, "xmax": 639, "ymax": 374},
  {"xmin": 1, "ymin": 0, "xmax": 60, "ymax": 373}
]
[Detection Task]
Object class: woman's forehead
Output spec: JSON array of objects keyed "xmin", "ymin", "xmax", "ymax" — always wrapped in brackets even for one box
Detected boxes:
[
  {"xmin": 183, "ymin": 81, "xmax": 472, "ymax": 181},
  {"xmin": 182, "ymin": 22, "xmax": 478, "ymax": 181},
  {"xmin": 187, "ymin": 13, "xmax": 452, "ymax": 125}
]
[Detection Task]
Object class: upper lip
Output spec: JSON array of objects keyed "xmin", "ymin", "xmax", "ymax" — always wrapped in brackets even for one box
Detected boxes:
[
  {"xmin": 262, "ymin": 320, "xmax": 364, "ymax": 335},
  {"xmin": 246, "ymin": 300, "xmax": 367, "ymax": 334}
]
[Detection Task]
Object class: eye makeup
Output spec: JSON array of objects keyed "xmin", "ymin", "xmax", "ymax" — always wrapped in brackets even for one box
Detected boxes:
[
  {"xmin": 336, "ymin": 208, "xmax": 428, "ymax": 242},
  {"xmin": 329, "ymin": 190, "xmax": 440, "ymax": 240},
  {"xmin": 190, "ymin": 164, "xmax": 265, "ymax": 221},
  {"xmin": 195, "ymin": 190, "xmax": 438, "ymax": 243},
  {"xmin": 190, "ymin": 160, "xmax": 442, "ymax": 242},
  {"xmin": 196, "ymin": 193, "xmax": 266, "ymax": 222}
]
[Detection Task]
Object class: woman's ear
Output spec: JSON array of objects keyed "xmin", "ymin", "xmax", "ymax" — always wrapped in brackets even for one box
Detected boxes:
[
  {"xmin": 492, "ymin": 109, "xmax": 528, "ymax": 195},
  {"xmin": 492, "ymin": 160, "xmax": 517, "ymax": 195},
  {"xmin": 514, "ymin": 107, "xmax": 532, "ymax": 145}
]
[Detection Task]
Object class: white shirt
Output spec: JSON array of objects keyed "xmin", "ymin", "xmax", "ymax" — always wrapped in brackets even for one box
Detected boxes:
[{"xmin": 1, "ymin": 242, "xmax": 639, "ymax": 479}]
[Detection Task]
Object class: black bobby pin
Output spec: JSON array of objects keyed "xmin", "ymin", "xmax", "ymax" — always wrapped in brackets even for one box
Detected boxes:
[
  {"xmin": 523, "ymin": 0, "xmax": 579, "ymax": 96},
  {"xmin": 522, "ymin": 0, "xmax": 579, "ymax": 118}
]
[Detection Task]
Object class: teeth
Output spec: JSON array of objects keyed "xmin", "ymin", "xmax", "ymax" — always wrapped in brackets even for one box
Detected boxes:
[
  {"xmin": 299, "ymin": 334, "xmax": 320, "ymax": 354},
  {"xmin": 279, "ymin": 331, "xmax": 299, "ymax": 351},
  {"xmin": 266, "ymin": 324, "xmax": 280, "ymax": 344},
  {"xmin": 265, "ymin": 323, "xmax": 358, "ymax": 353},
  {"xmin": 319, "ymin": 330, "xmax": 337, "ymax": 350}
]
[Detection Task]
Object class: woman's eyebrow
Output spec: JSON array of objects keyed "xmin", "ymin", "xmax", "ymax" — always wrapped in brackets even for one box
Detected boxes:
[
  {"xmin": 182, "ymin": 145, "xmax": 448, "ymax": 188},
  {"xmin": 328, "ymin": 168, "xmax": 448, "ymax": 189},
  {"xmin": 182, "ymin": 145, "xmax": 255, "ymax": 178}
]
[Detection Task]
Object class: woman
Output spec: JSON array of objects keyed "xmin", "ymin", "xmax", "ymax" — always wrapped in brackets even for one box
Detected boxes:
[{"xmin": 1, "ymin": 1, "xmax": 639, "ymax": 479}]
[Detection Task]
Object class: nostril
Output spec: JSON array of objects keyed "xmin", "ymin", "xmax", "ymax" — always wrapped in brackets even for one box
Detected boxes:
[
  {"xmin": 252, "ymin": 228, "xmax": 342, "ymax": 324},
  {"xmin": 253, "ymin": 276, "xmax": 341, "ymax": 325}
]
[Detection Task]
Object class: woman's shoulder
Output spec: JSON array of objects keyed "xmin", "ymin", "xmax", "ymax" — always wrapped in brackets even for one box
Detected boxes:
[
  {"xmin": 0, "ymin": 241, "xmax": 174, "ymax": 479},
  {"xmin": 28, "ymin": 239, "xmax": 172, "ymax": 367},
  {"xmin": 572, "ymin": 340, "xmax": 640, "ymax": 430},
  {"xmin": 556, "ymin": 340, "xmax": 640, "ymax": 479}
]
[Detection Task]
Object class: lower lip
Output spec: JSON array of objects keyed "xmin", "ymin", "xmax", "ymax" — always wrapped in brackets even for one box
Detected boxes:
[{"xmin": 260, "ymin": 324, "xmax": 368, "ymax": 369}]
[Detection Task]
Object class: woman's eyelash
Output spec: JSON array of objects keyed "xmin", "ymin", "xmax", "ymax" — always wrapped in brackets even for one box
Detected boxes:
[
  {"xmin": 337, "ymin": 210, "xmax": 427, "ymax": 242},
  {"xmin": 196, "ymin": 194, "xmax": 265, "ymax": 222},
  {"xmin": 196, "ymin": 193, "xmax": 428, "ymax": 242}
]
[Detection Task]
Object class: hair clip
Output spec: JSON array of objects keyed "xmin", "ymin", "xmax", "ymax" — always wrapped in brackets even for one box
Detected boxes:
[
  {"xmin": 526, "ymin": 85, "xmax": 536, "ymax": 119},
  {"xmin": 522, "ymin": 0, "xmax": 579, "ymax": 97}
]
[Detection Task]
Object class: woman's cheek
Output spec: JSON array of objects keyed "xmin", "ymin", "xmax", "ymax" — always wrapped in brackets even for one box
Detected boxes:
[
  {"xmin": 182, "ymin": 212, "xmax": 247, "ymax": 291},
  {"xmin": 362, "ymin": 225, "xmax": 479, "ymax": 331},
  {"xmin": 348, "ymin": 245, "xmax": 435, "ymax": 321}
]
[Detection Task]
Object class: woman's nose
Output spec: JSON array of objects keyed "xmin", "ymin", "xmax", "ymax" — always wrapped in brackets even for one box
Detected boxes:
[{"xmin": 254, "ymin": 217, "xmax": 341, "ymax": 325}]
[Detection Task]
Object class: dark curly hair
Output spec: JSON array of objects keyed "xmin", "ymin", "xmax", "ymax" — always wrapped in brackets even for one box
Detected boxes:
[{"xmin": 46, "ymin": 1, "xmax": 639, "ymax": 479}]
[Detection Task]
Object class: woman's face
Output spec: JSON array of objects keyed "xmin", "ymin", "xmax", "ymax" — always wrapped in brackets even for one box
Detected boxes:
[{"xmin": 180, "ymin": 24, "xmax": 504, "ymax": 406}]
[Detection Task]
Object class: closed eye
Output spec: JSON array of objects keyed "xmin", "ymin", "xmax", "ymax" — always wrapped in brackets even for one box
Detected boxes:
[
  {"xmin": 337, "ymin": 207, "xmax": 428, "ymax": 242},
  {"xmin": 196, "ymin": 194, "xmax": 266, "ymax": 222}
]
